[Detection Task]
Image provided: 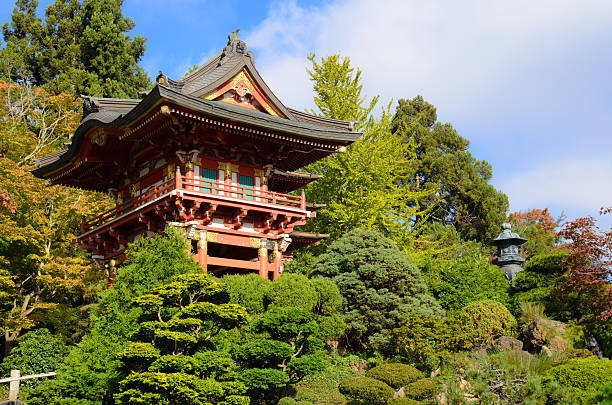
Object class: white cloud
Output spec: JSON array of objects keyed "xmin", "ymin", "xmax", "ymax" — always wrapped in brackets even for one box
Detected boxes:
[
  {"xmin": 243, "ymin": 0, "xmax": 612, "ymax": 224},
  {"xmin": 499, "ymin": 157, "xmax": 612, "ymax": 212}
]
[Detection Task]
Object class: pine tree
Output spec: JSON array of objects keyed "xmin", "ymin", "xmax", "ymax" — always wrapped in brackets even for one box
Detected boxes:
[
  {"xmin": 391, "ymin": 95, "xmax": 509, "ymax": 243},
  {"xmin": 1, "ymin": 0, "xmax": 151, "ymax": 97}
]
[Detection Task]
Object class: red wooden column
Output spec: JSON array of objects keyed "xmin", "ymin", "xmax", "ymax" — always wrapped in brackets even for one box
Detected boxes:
[
  {"xmin": 185, "ymin": 162, "xmax": 194, "ymax": 191},
  {"xmin": 197, "ymin": 236, "xmax": 208, "ymax": 273},
  {"xmin": 258, "ymin": 239, "xmax": 268, "ymax": 278}
]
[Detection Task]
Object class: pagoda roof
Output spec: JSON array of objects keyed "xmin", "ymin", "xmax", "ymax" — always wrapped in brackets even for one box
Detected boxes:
[{"xmin": 33, "ymin": 36, "xmax": 359, "ymax": 181}]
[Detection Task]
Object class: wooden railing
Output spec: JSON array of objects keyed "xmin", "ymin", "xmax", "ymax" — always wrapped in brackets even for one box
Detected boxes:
[{"xmin": 81, "ymin": 175, "xmax": 306, "ymax": 234}]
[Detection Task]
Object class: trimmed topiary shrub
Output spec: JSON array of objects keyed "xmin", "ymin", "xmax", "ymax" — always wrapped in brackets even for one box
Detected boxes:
[
  {"xmin": 545, "ymin": 356, "xmax": 612, "ymax": 403},
  {"xmin": 339, "ymin": 376, "xmax": 394, "ymax": 404},
  {"xmin": 405, "ymin": 377, "xmax": 438, "ymax": 400},
  {"xmin": 278, "ymin": 397, "xmax": 297, "ymax": 405},
  {"xmin": 365, "ymin": 363, "xmax": 423, "ymax": 389},
  {"xmin": 455, "ymin": 299, "xmax": 517, "ymax": 347}
]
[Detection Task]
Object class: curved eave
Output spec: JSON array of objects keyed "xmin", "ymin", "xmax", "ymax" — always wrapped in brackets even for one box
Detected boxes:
[{"xmin": 32, "ymin": 85, "xmax": 360, "ymax": 179}]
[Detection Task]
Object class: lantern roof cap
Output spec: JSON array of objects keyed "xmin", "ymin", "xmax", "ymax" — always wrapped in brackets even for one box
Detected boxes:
[{"xmin": 492, "ymin": 223, "xmax": 527, "ymax": 246}]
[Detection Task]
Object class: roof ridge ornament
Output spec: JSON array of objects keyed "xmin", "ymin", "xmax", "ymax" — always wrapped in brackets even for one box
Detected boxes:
[
  {"xmin": 220, "ymin": 29, "xmax": 253, "ymax": 65},
  {"xmin": 227, "ymin": 29, "xmax": 240, "ymax": 44}
]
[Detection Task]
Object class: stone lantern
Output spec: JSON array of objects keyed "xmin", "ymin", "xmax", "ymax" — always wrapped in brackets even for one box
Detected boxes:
[{"xmin": 492, "ymin": 223, "xmax": 527, "ymax": 280}]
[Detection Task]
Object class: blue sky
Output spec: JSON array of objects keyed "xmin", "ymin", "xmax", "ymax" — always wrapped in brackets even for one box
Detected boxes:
[{"xmin": 2, "ymin": 0, "xmax": 611, "ymax": 230}]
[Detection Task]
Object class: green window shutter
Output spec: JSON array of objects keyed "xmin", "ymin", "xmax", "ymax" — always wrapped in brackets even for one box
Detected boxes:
[
  {"xmin": 239, "ymin": 175, "xmax": 254, "ymax": 200},
  {"xmin": 201, "ymin": 168, "xmax": 217, "ymax": 194}
]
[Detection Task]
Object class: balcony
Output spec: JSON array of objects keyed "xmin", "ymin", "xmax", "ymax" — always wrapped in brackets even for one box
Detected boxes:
[{"xmin": 81, "ymin": 175, "xmax": 307, "ymax": 235}]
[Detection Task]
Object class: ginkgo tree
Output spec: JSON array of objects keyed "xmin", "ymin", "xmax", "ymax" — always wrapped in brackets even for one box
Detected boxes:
[{"xmin": 302, "ymin": 54, "xmax": 438, "ymax": 250}]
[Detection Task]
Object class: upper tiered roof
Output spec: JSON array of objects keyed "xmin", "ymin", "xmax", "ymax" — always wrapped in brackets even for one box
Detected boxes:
[{"xmin": 32, "ymin": 32, "xmax": 359, "ymax": 188}]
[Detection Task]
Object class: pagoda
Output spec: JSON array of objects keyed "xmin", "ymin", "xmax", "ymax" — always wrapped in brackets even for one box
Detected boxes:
[{"xmin": 32, "ymin": 33, "xmax": 358, "ymax": 280}]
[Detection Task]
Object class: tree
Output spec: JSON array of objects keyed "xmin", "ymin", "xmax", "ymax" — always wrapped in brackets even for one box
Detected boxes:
[
  {"xmin": 306, "ymin": 53, "xmax": 378, "ymax": 131},
  {"xmin": 26, "ymin": 229, "xmax": 202, "ymax": 404},
  {"xmin": 303, "ymin": 55, "xmax": 436, "ymax": 249},
  {"xmin": 312, "ymin": 228, "xmax": 442, "ymax": 350},
  {"xmin": 113, "ymin": 273, "xmax": 250, "ymax": 405},
  {"xmin": 420, "ymin": 242, "xmax": 510, "ymax": 314},
  {"xmin": 391, "ymin": 95, "xmax": 509, "ymax": 243},
  {"xmin": 509, "ymin": 208, "xmax": 563, "ymax": 258},
  {"xmin": 555, "ymin": 208, "xmax": 611, "ymax": 323},
  {"xmin": 1, "ymin": 0, "xmax": 151, "ymax": 97}
]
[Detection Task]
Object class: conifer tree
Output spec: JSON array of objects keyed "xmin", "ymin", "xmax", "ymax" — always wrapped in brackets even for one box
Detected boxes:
[
  {"xmin": 391, "ymin": 95, "xmax": 509, "ymax": 242},
  {"xmin": 1, "ymin": 0, "xmax": 151, "ymax": 97}
]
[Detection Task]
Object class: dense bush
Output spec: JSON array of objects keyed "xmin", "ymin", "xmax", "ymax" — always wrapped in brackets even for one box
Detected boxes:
[
  {"xmin": 223, "ymin": 273, "xmax": 271, "ymax": 314},
  {"xmin": 511, "ymin": 251, "xmax": 568, "ymax": 315},
  {"xmin": 390, "ymin": 314, "xmax": 469, "ymax": 371},
  {"xmin": 339, "ymin": 376, "xmax": 394, "ymax": 404},
  {"xmin": 405, "ymin": 377, "xmax": 438, "ymax": 400},
  {"xmin": 545, "ymin": 357, "xmax": 612, "ymax": 402},
  {"xmin": 365, "ymin": 363, "xmax": 423, "ymax": 389},
  {"xmin": 456, "ymin": 300, "xmax": 517, "ymax": 347},
  {"xmin": 312, "ymin": 228, "xmax": 442, "ymax": 350},
  {"xmin": 0, "ymin": 328, "xmax": 68, "ymax": 390},
  {"xmin": 420, "ymin": 244, "xmax": 510, "ymax": 313}
]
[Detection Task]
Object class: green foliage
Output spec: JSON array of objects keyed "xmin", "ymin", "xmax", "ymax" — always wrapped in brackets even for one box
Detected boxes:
[
  {"xmin": 590, "ymin": 321, "xmax": 612, "ymax": 358},
  {"xmin": 267, "ymin": 273, "xmax": 318, "ymax": 311},
  {"xmin": 1, "ymin": 0, "xmax": 151, "ymax": 97},
  {"xmin": 223, "ymin": 274, "xmax": 271, "ymax": 315},
  {"xmin": 523, "ymin": 250, "xmax": 569, "ymax": 274},
  {"xmin": 420, "ymin": 243, "xmax": 510, "ymax": 314},
  {"xmin": 306, "ymin": 53, "xmax": 378, "ymax": 131},
  {"xmin": 391, "ymin": 95, "xmax": 509, "ymax": 243},
  {"xmin": 511, "ymin": 250, "xmax": 568, "ymax": 315},
  {"xmin": 585, "ymin": 382, "xmax": 612, "ymax": 405},
  {"xmin": 338, "ymin": 376, "xmax": 394, "ymax": 404},
  {"xmin": 238, "ymin": 368, "xmax": 289, "ymax": 391},
  {"xmin": 304, "ymin": 55, "xmax": 437, "ymax": 249},
  {"xmin": 0, "ymin": 328, "xmax": 67, "ymax": 390},
  {"xmin": 518, "ymin": 301, "xmax": 546, "ymax": 326},
  {"xmin": 405, "ymin": 377, "xmax": 438, "ymax": 400},
  {"xmin": 112, "ymin": 273, "xmax": 250, "ymax": 404},
  {"xmin": 387, "ymin": 398, "xmax": 421, "ymax": 405},
  {"xmin": 313, "ymin": 228, "xmax": 442, "ymax": 350},
  {"xmin": 26, "ymin": 230, "xmax": 201, "ymax": 404},
  {"xmin": 293, "ymin": 354, "xmax": 360, "ymax": 405},
  {"xmin": 365, "ymin": 363, "xmax": 423, "ymax": 389},
  {"xmin": 390, "ymin": 314, "xmax": 468, "ymax": 371},
  {"xmin": 545, "ymin": 357, "xmax": 612, "ymax": 403},
  {"xmin": 455, "ymin": 300, "xmax": 517, "ymax": 347}
]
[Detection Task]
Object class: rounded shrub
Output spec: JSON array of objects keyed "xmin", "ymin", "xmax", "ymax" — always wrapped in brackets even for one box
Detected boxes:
[
  {"xmin": 545, "ymin": 356, "xmax": 612, "ymax": 402},
  {"xmin": 455, "ymin": 299, "xmax": 517, "ymax": 347},
  {"xmin": 339, "ymin": 376, "xmax": 394, "ymax": 404},
  {"xmin": 278, "ymin": 397, "xmax": 297, "ymax": 405},
  {"xmin": 365, "ymin": 363, "xmax": 423, "ymax": 389},
  {"xmin": 405, "ymin": 377, "xmax": 438, "ymax": 400}
]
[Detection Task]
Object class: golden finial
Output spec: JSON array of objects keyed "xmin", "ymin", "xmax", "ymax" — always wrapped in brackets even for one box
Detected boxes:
[{"xmin": 228, "ymin": 29, "xmax": 240, "ymax": 44}]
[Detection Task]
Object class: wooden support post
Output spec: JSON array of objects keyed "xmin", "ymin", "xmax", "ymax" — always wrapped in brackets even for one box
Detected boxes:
[
  {"xmin": 198, "ymin": 237, "xmax": 207, "ymax": 273},
  {"xmin": 258, "ymin": 239, "xmax": 268, "ymax": 278},
  {"xmin": 9, "ymin": 369, "xmax": 20, "ymax": 401},
  {"xmin": 175, "ymin": 165, "xmax": 182, "ymax": 191},
  {"xmin": 272, "ymin": 241, "xmax": 281, "ymax": 280}
]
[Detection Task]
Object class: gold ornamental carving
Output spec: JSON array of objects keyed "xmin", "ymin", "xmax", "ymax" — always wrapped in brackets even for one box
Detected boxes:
[
  {"xmin": 130, "ymin": 182, "xmax": 140, "ymax": 198},
  {"xmin": 218, "ymin": 161, "xmax": 239, "ymax": 173},
  {"xmin": 90, "ymin": 130, "xmax": 107, "ymax": 146},
  {"xmin": 258, "ymin": 246, "xmax": 268, "ymax": 258},
  {"xmin": 250, "ymin": 238, "xmax": 260, "ymax": 248},
  {"xmin": 165, "ymin": 163, "xmax": 176, "ymax": 178},
  {"xmin": 206, "ymin": 231, "xmax": 218, "ymax": 242}
]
